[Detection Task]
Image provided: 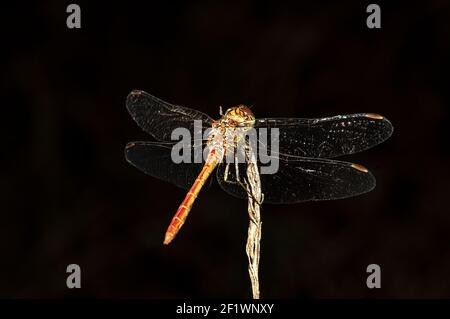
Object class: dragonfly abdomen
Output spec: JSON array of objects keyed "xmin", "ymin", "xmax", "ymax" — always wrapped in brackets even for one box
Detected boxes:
[{"xmin": 163, "ymin": 148, "xmax": 221, "ymax": 245}]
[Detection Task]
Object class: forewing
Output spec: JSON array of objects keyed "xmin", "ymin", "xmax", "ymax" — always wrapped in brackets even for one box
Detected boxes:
[
  {"xmin": 254, "ymin": 113, "xmax": 393, "ymax": 158},
  {"xmin": 126, "ymin": 90, "xmax": 214, "ymax": 141}
]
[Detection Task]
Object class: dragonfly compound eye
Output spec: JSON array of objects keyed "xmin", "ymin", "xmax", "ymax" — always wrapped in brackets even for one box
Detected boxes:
[{"xmin": 224, "ymin": 105, "xmax": 255, "ymax": 126}]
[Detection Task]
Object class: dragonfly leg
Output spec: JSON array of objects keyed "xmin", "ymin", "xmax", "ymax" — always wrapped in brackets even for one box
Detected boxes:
[
  {"xmin": 235, "ymin": 152, "xmax": 241, "ymax": 183},
  {"xmin": 234, "ymin": 151, "xmax": 258, "ymax": 203},
  {"xmin": 259, "ymin": 193, "xmax": 265, "ymax": 205},
  {"xmin": 243, "ymin": 178, "xmax": 264, "ymax": 206},
  {"xmin": 222, "ymin": 163, "xmax": 240, "ymax": 185},
  {"xmin": 224, "ymin": 163, "xmax": 230, "ymax": 182}
]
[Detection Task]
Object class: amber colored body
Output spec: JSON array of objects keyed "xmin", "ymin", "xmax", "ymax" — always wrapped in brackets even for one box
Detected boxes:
[
  {"xmin": 163, "ymin": 105, "xmax": 255, "ymax": 245},
  {"xmin": 163, "ymin": 149, "xmax": 220, "ymax": 244}
]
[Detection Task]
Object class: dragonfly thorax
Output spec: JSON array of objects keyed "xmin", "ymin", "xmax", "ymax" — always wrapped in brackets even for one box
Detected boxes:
[
  {"xmin": 207, "ymin": 105, "xmax": 256, "ymax": 162},
  {"xmin": 221, "ymin": 105, "xmax": 255, "ymax": 127}
]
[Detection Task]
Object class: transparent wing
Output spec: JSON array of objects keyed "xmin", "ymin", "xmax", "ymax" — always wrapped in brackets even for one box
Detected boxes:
[
  {"xmin": 126, "ymin": 90, "xmax": 214, "ymax": 142},
  {"xmin": 125, "ymin": 141, "xmax": 211, "ymax": 190},
  {"xmin": 216, "ymin": 156, "xmax": 376, "ymax": 204},
  {"xmin": 254, "ymin": 113, "xmax": 393, "ymax": 158}
]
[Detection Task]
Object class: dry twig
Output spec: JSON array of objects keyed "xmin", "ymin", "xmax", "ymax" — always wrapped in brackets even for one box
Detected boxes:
[{"xmin": 244, "ymin": 145, "xmax": 263, "ymax": 299}]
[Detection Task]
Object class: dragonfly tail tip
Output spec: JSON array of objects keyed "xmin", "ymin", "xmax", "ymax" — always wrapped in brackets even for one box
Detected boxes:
[{"xmin": 163, "ymin": 234, "xmax": 173, "ymax": 245}]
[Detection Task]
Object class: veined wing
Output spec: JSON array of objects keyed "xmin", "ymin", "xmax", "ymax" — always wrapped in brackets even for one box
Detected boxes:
[
  {"xmin": 254, "ymin": 113, "xmax": 393, "ymax": 158},
  {"xmin": 216, "ymin": 156, "xmax": 375, "ymax": 203},
  {"xmin": 126, "ymin": 90, "xmax": 214, "ymax": 142},
  {"xmin": 125, "ymin": 141, "xmax": 212, "ymax": 190}
]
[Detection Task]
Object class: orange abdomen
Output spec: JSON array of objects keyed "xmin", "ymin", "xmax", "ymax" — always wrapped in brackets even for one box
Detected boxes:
[{"xmin": 163, "ymin": 151, "xmax": 219, "ymax": 245}]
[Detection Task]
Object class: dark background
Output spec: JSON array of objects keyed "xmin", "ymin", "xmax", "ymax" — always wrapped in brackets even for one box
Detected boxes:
[{"xmin": 2, "ymin": 0, "xmax": 450, "ymax": 298}]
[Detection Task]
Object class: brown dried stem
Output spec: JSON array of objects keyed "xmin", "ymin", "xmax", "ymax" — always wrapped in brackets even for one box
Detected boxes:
[{"xmin": 244, "ymin": 146, "xmax": 263, "ymax": 299}]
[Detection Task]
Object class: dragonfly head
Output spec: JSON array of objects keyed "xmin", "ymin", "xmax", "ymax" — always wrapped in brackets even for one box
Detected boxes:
[{"xmin": 223, "ymin": 105, "xmax": 255, "ymax": 127}]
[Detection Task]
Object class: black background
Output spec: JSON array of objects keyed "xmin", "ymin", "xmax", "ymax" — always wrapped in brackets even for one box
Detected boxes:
[{"xmin": 2, "ymin": 1, "xmax": 450, "ymax": 298}]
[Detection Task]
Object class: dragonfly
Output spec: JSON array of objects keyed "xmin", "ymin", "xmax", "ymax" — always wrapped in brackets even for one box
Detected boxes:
[{"xmin": 125, "ymin": 90, "xmax": 393, "ymax": 245}]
